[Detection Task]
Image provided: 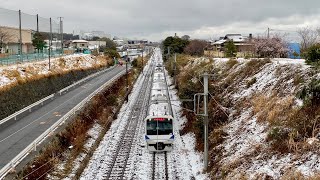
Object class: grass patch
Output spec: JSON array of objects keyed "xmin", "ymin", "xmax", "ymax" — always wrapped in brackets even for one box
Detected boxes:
[{"xmin": 225, "ymin": 58, "xmax": 238, "ymax": 71}]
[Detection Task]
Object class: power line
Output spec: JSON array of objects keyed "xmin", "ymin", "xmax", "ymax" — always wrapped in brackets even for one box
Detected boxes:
[{"xmin": 172, "ymin": 62, "xmax": 229, "ymax": 117}]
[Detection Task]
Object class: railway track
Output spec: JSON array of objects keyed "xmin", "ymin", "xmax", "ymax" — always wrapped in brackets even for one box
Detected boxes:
[
  {"xmin": 104, "ymin": 67, "xmax": 153, "ymax": 179},
  {"xmin": 152, "ymin": 152, "xmax": 169, "ymax": 180}
]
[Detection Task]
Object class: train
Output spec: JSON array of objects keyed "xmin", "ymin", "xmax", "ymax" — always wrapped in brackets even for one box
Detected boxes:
[{"xmin": 144, "ymin": 50, "xmax": 174, "ymax": 152}]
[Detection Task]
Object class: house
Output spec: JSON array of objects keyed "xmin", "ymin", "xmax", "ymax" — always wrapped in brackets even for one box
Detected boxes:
[
  {"xmin": 88, "ymin": 41, "xmax": 107, "ymax": 50},
  {"xmin": 209, "ymin": 34, "xmax": 254, "ymax": 57},
  {"xmin": 0, "ymin": 26, "xmax": 33, "ymax": 54},
  {"xmin": 71, "ymin": 40, "xmax": 89, "ymax": 50}
]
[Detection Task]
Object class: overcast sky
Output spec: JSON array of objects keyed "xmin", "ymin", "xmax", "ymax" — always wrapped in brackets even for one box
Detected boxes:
[{"xmin": 1, "ymin": 0, "xmax": 320, "ymax": 41}]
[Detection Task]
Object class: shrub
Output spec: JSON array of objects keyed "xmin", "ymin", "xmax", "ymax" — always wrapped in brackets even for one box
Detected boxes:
[
  {"xmin": 304, "ymin": 44, "xmax": 320, "ymax": 64},
  {"xmin": 298, "ymin": 79, "xmax": 320, "ymax": 105},
  {"xmin": 106, "ymin": 94, "xmax": 118, "ymax": 106},
  {"xmin": 246, "ymin": 77, "xmax": 256, "ymax": 88},
  {"xmin": 104, "ymin": 49, "xmax": 120, "ymax": 59},
  {"xmin": 131, "ymin": 58, "xmax": 138, "ymax": 68},
  {"xmin": 266, "ymin": 126, "xmax": 290, "ymax": 152}
]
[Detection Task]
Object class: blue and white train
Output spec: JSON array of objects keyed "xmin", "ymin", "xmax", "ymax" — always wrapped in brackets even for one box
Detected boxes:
[{"xmin": 144, "ymin": 50, "xmax": 174, "ymax": 152}]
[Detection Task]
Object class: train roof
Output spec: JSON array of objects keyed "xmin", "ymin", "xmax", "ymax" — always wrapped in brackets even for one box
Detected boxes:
[{"xmin": 148, "ymin": 102, "xmax": 171, "ymax": 117}]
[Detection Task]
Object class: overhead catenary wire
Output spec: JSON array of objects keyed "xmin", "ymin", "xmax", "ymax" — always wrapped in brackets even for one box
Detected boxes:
[{"xmin": 21, "ymin": 152, "xmax": 63, "ymax": 179}]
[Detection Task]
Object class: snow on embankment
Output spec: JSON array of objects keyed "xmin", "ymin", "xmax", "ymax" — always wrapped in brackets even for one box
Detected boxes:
[
  {"xmin": 0, "ymin": 54, "xmax": 110, "ymax": 90},
  {"xmin": 182, "ymin": 57, "xmax": 320, "ymax": 179},
  {"xmin": 212, "ymin": 59, "xmax": 320, "ymax": 179}
]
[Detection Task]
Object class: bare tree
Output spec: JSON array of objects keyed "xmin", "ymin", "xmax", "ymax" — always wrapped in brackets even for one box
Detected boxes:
[
  {"xmin": 0, "ymin": 27, "xmax": 13, "ymax": 53},
  {"xmin": 297, "ymin": 27, "xmax": 318, "ymax": 51},
  {"xmin": 183, "ymin": 39, "xmax": 207, "ymax": 56}
]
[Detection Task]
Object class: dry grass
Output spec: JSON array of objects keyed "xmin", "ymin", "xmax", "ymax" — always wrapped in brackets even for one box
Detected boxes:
[
  {"xmin": 3, "ymin": 69, "xmax": 21, "ymax": 80},
  {"xmin": 252, "ymin": 94, "xmax": 295, "ymax": 126},
  {"xmin": 0, "ymin": 55, "xmax": 112, "ymax": 93},
  {"xmin": 225, "ymin": 58, "xmax": 238, "ymax": 71},
  {"xmin": 252, "ymin": 92, "xmax": 320, "ymax": 153},
  {"xmin": 281, "ymin": 169, "xmax": 320, "ymax": 180},
  {"xmin": 58, "ymin": 58, "xmax": 66, "ymax": 69}
]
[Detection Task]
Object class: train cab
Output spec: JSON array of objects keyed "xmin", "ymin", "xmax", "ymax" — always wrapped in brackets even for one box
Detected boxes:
[{"xmin": 144, "ymin": 115, "xmax": 174, "ymax": 152}]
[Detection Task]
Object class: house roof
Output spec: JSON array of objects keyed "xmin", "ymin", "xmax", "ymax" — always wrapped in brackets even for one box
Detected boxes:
[
  {"xmin": 212, "ymin": 39, "xmax": 226, "ymax": 45},
  {"xmin": 72, "ymin": 40, "xmax": 89, "ymax": 43},
  {"xmin": 225, "ymin": 34, "xmax": 245, "ymax": 42}
]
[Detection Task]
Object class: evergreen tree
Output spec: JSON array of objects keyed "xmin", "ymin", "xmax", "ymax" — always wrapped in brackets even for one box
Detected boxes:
[
  {"xmin": 32, "ymin": 32, "xmax": 46, "ymax": 53},
  {"xmin": 225, "ymin": 40, "xmax": 237, "ymax": 57}
]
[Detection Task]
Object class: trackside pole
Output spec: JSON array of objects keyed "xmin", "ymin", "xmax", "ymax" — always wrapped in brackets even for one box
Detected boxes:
[{"xmin": 203, "ymin": 73, "xmax": 209, "ymax": 171}]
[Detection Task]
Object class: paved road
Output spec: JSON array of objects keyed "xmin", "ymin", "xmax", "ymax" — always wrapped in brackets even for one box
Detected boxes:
[{"xmin": 0, "ymin": 65, "xmax": 126, "ymax": 169}]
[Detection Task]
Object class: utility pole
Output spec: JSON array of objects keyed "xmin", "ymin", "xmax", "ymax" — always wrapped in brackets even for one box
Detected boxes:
[
  {"xmin": 18, "ymin": 10, "xmax": 22, "ymax": 62},
  {"xmin": 126, "ymin": 50, "xmax": 129, "ymax": 100},
  {"xmin": 49, "ymin": 17, "xmax": 52, "ymax": 70},
  {"xmin": 59, "ymin": 17, "xmax": 63, "ymax": 55},
  {"xmin": 203, "ymin": 73, "xmax": 209, "ymax": 171},
  {"xmin": 142, "ymin": 47, "xmax": 144, "ymax": 72},
  {"xmin": 174, "ymin": 53, "xmax": 177, "ymax": 87},
  {"xmin": 194, "ymin": 73, "xmax": 211, "ymax": 171},
  {"xmin": 36, "ymin": 14, "xmax": 39, "ymax": 32}
]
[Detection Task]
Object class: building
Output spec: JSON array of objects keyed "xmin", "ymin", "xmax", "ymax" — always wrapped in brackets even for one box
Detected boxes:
[
  {"xmin": 288, "ymin": 43, "xmax": 301, "ymax": 59},
  {"xmin": 88, "ymin": 41, "xmax": 107, "ymax": 50},
  {"xmin": 71, "ymin": 40, "xmax": 89, "ymax": 49},
  {"xmin": 207, "ymin": 34, "xmax": 254, "ymax": 57},
  {"xmin": 0, "ymin": 26, "xmax": 33, "ymax": 54}
]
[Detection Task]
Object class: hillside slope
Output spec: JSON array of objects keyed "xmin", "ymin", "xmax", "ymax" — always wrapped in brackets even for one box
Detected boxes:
[{"xmin": 169, "ymin": 55, "xmax": 320, "ymax": 179}]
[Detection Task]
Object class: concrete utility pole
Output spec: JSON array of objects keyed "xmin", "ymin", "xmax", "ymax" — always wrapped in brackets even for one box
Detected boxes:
[
  {"xmin": 18, "ymin": 10, "xmax": 22, "ymax": 61},
  {"xmin": 194, "ymin": 73, "xmax": 211, "ymax": 171},
  {"xmin": 126, "ymin": 50, "xmax": 129, "ymax": 100},
  {"xmin": 203, "ymin": 73, "xmax": 209, "ymax": 171},
  {"xmin": 49, "ymin": 17, "xmax": 52, "ymax": 70},
  {"xmin": 59, "ymin": 17, "xmax": 63, "ymax": 55},
  {"xmin": 174, "ymin": 53, "xmax": 177, "ymax": 87},
  {"xmin": 36, "ymin": 14, "xmax": 39, "ymax": 32},
  {"xmin": 142, "ymin": 47, "xmax": 144, "ymax": 72}
]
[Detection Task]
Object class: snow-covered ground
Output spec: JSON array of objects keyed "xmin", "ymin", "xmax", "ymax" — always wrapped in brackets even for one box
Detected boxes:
[
  {"xmin": 78, "ymin": 48, "xmax": 207, "ymax": 180},
  {"xmin": 0, "ymin": 54, "xmax": 109, "ymax": 90},
  {"xmin": 183, "ymin": 56, "xmax": 320, "ymax": 179}
]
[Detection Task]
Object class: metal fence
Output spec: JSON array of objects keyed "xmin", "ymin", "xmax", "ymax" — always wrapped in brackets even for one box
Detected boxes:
[
  {"xmin": 0, "ymin": 7, "xmax": 63, "ymax": 65},
  {"xmin": 0, "ymin": 51, "xmax": 64, "ymax": 65}
]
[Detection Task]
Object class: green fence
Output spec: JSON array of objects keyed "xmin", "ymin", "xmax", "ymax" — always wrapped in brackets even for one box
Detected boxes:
[{"xmin": 0, "ymin": 51, "xmax": 64, "ymax": 65}]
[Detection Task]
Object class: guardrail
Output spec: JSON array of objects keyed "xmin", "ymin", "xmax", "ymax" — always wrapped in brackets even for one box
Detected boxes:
[
  {"xmin": 58, "ymin": 66, "xmax": 116, "ymax": 95},
  {"xmin": 0, "ymin": 94, "xmax": 55, "ymax": 126},
  {"xmin": 0, "ymin": 65, "xmax": 116, "ymax": 126},
  {"xmin": 0, "ymin": 68, "xmax": 126, "ymax": 179}
]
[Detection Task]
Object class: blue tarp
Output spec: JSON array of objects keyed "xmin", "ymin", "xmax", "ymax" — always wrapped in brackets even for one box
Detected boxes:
[{"xmin": 288, "ymin": 43, "xmax": 301, "ymax": 59}]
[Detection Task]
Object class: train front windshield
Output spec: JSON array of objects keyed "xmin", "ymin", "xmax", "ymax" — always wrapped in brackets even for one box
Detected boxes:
[{"xmin": 147, "ymin": 118, "xmax": 173, "ymax": 135}]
